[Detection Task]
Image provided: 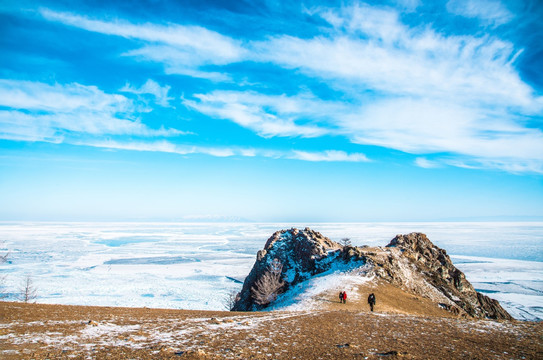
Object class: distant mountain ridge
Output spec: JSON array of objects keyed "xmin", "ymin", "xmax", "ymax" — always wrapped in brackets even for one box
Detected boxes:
[{"xmin": 232, "ymin": 228, "xmax": 512, "ymax": 320}]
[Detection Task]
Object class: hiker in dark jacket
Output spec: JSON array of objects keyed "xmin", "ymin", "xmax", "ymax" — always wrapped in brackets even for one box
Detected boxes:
[
  {"xmin": 368, "ymin": 293, "xmax": 376, "ymax": 311},
  {"xmin": 339, "ymin": 291, "xmax": 344, "ymax": 303}
]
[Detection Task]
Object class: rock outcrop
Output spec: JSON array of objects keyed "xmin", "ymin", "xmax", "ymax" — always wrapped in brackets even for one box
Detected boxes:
[
  {"xmin": 374, "ymin": 232, "xmax": 513, "ymax": 320},
  {"xmin": 232, "ymin": 228, "xmax": 513, "ymax": 320},
  {"xmin": 232, "ymin": 228, "xmax": 364, "ymax": 311}
]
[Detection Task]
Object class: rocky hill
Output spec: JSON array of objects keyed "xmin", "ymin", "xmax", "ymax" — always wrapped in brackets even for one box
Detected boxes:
[{"xmin": 232, "ymin": 228, "xmax": 512, "ymax": 320}]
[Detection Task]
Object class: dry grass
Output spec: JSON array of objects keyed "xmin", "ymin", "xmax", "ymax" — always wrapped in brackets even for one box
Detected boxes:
[{"xmin": 1, "ymin": 296, "xmax": 541, "ymax": 359}]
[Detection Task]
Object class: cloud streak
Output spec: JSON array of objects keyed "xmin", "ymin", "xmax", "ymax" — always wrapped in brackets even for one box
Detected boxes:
[
  {"xmin": 256, "ymin": 4, "xmax": 537, "ymax": 110},
  {"xmin": 39, "ymin": 8, "xmax": 244, "ymax": 81},
  {"xmin": 446, "ymin": 0, "xmax": 514, "ymax": 27},
  {"xmin": 0, "ymin": 79, "xmax": 368, "ymax": 164},
  {"xmin": 0, "ymin": 79, "xmax": 183, "ymax": 142},
  {"xmin": 79, "ymin": 139, "xmax": 370, "ymax": 163},
  {"xmin": 120, "ymin": 79, "xmax": 173, "ymax": 107},
  {"xmin": 290, "ymin": 150, "xmax": 369, "ymax": 162},
  {"xmin": 184, "ymin": 91, "xmax": 339, "ymax": 138},
  {"xmin": 249, "ymin": 4, "xmax": 543, "ymax": 172},
  {"xmin": 185, "ymin": 90, "xmax": 543, "ymax": 172}
]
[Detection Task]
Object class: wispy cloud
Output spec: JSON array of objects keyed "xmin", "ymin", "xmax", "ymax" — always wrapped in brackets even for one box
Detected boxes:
[
  {"xmin": 393, "ymin": 0, "xmax": 421, "ymax": 12},
  {"xmin": 0, "ymin": 78, "xmax": 368, "ymax": 164},
  {"xmin": 243, "ymin": 4, "xmax": 542, "ymax": 173},
  {"xmin": 80, "ymin": 139, "xmax": 369, "ymax": 163},
  {"xmin": 186, "ymin": 90, "xmax": 543, "ymax": 172},
  {"xmin": 183, "ymin": 91, "xmax": 337, "ymax": 138},
  {"xmin": 124, "ymin": 46, "xmax": 232, "ymax": 82},
  {"xmin": 38, "ymin": 5, "xmax": 538, "ymax": 109},
  {"xmin": 0, "ymin": 79, "xmax": 130, "ymax": 114},
  {"xmin": 0, "ymin": 79, "xmax": 183, "ymax": 142},
  {"xmin": 343, "ymin": 98, "xmax": 543, "ymax": 159},
  {"xmin": 39, "ymin": 8, "xmax": 244, "ymax": 81},
  {"xmin": 257, "ymin": 4, "xmax": 536, "ymax": 110},
  {"xmin": 290, "ymin": 150, "xmax": 369, "ymax": 162},
  {"xmin": 415, "ymin": 157, "xmax": 440, "ymax": 169},
  {"xmin": 445, "ymin": 157, "xmax": 543, "ymax": 174},
  {"xmin": 446, "ymin": 0, "xmax": 514, "ymax": 27},
  {"xmin": 120, "ymin": 79, "xmax": 173, "ymax": 107}
]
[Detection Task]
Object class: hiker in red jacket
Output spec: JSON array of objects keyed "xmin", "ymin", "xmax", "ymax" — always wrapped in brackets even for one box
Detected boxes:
[{"xmin": 342, "ymin": 291, "xmax": 347, "ymax": 304}]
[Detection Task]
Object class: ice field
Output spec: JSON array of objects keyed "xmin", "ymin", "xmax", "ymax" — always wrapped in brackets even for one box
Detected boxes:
[{"xmin": 0, "ymin": 222, "xmax": 541, "ymax": 321}]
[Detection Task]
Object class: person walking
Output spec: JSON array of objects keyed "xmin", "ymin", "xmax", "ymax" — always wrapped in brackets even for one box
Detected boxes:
[
  {"xmin": 368, "ymin": 293, "xmax": 376, "ymax": 311},
  {"xmin": 342, "ymin": 291, "xmax": 347, "ymax": 304},
  {"xmin": 339, "ymin": 291, "xmax": 344, "ymax": 304}
]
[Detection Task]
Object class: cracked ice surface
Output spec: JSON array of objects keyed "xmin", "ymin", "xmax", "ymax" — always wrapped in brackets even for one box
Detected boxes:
[{"xmin": 0, "ymin": 222, "xmax": 541, "ymax": 320}]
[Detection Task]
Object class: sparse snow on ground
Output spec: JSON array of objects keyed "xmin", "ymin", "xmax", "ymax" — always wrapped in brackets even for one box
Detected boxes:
[
  {"xmin": 1, "ymin": 302, "xmax": 540, "ymax": 359},
  {"xmin": 0, "ymin": 309, "xmax": 316, "ymax": 357}
]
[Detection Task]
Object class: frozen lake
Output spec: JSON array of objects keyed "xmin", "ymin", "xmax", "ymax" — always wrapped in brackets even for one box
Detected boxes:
[{"xmin": 0, "ymin": 222, "xmax": 541, "ymax": 321}]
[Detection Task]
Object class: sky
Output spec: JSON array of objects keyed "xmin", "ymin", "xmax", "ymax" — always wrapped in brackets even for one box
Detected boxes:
[{"xmin": 0, "ymin": 0, "xmax": 542, "ymax": 222}]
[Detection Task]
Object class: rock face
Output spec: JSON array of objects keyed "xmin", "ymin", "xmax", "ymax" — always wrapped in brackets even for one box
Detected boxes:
[
  {"xmin": 232, "ymin": 228, "xmax": 364, "ymax": 311},
  {"xmin": 232, "ymin": 228, "xmax": 513, "ymax": 320},
  {"xmin": 376, "ymin": 233, "xmax": 513, "ymax": 320}
]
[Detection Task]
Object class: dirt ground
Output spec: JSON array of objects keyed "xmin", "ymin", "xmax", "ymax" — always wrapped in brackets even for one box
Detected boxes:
[
  {"xmin": 1, "ymin": 300, "xmax": 541, "ymax": 360},
  {"xmin": 318, "ymin": 280, "xmax": 458, "ymax": 318}
]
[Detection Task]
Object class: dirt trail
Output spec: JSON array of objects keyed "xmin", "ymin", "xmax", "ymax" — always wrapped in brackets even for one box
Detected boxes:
[{"xmin": 319, "ymin": 279, "xmax": 458, "ymax": 318}]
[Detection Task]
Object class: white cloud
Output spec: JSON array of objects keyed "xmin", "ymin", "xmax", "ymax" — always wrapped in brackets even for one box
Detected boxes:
[
  {"xmin": 120, "ymin": 79, "xmax": 173, "ymax": 107},
  {"xmin": 445, "ymin": 157, "xmax": 543, "ymax": 174},
  {"xmin": 393, "ymin": 0, "xmax": 421, "ymax": 12},
  {"xmin": 447, "ymin": 0, "xmax": 514, "ymax": 27},
  {"xmin": 290, "ymin": 150, "xmax": 369, "ymax": 162},
  {"xmin": 124, "ymin": 46, "xmax": 232, "ymax": 81},
  {"xmin": 187, "ymin": 89, "xmax": 543, "ymax": 172},
  {"xmin": 39, "ymin": 8, "xmax": 244, "ymax": 81},
  {"xmin": 80, "ymin": 139, "xmax": 368, "ymax": 163},
  {"xmin": 0, "ymin": 78, "xmax": 367, "ymax": 164},
  {"xmin": 82, "ymin": 139, "xmax": 181, "ymax": 153},
  {"xmin": 0, "ymin": 79, "xmax": 130, "ymax": 114},
  {"xmin": 0, "ymin": 110, "xmax": 62, "ymax": 143},
  {"xmin": 241, "ymin": 4, "xmax": 542, "ymax": 173},
  {"xmin": 0, "ymin": 79, "xmax": 184, "ymax": 142},
  {"xmin": 79, "ymin": 139, "xmax": 239, "ymax": 158},
  {"xmin": 254, "ymin": 6, "xmax": 537, "ymax": 111},
  {"xmin": 37, "ymin": 5, "xmax": 539, "ymax": 110},
  {"xmin": 415, "ymin": 157, "xmax": 440, "ymax": 169},
  {"xmin": 184, "ymin": 91, "xmax": 338, "ymax": 138}
]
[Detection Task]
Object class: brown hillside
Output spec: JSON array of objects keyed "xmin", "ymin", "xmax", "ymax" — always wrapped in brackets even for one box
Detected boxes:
[
  {"xmin": 311, "ymin": 278, "xmax": 458, "ymax": 318},
  {"xmin": 1, "ymin": 301, "xmax": 541, "ymax": 359}
]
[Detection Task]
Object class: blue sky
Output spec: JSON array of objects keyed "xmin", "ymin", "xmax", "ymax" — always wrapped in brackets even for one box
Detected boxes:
[{"xmin": 0, "ymin": 0, "xmax": 542, "ymax": 221}]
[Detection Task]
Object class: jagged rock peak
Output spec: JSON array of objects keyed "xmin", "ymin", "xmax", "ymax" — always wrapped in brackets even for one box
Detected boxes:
[
  {"xmin": 262, "ymin": 227, "xmax": 342, "ymax": 254},
  {"xmin": 386, "ymin": 232, "xmax": 451, "ymax": 268},
  {"xmin": 387, "ymin": 232, "xmax": 436, "ymax": 251}
]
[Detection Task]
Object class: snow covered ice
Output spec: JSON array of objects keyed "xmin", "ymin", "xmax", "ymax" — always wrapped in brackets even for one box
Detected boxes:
[{"xmin": 0, "ymin": 221, "xmax": 541, "ymax": 321}]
